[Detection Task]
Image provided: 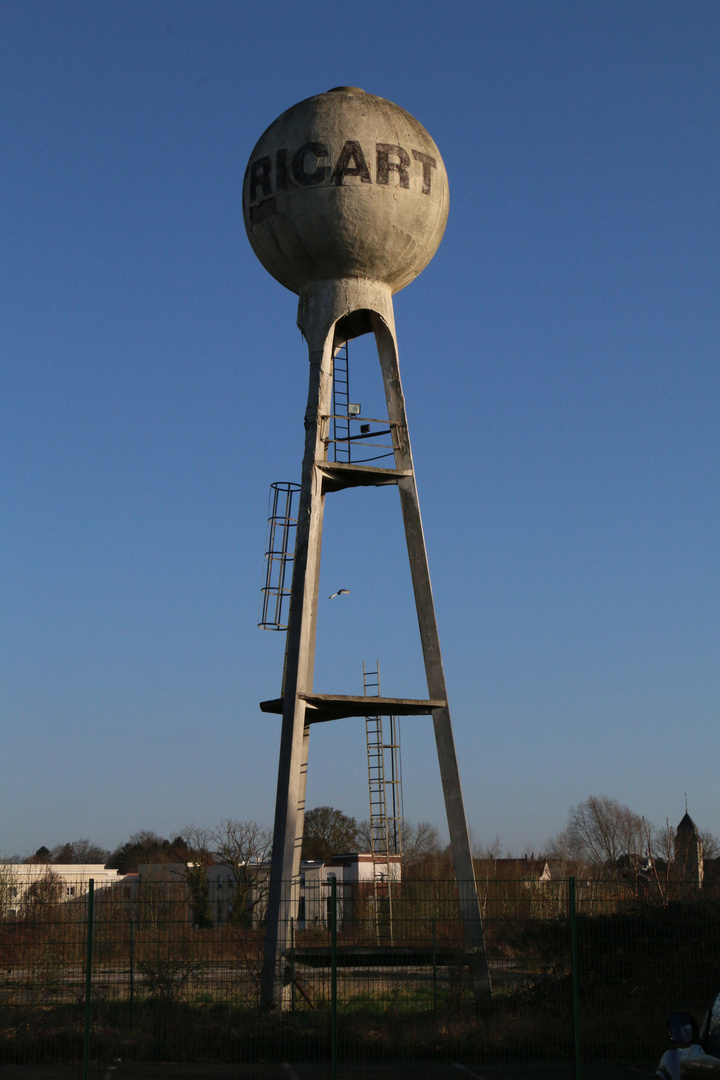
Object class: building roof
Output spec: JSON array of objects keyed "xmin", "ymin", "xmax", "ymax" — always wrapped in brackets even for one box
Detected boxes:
[{"xmin": 676, "ymin": 812, "xmax": 700, "ymax": 837}]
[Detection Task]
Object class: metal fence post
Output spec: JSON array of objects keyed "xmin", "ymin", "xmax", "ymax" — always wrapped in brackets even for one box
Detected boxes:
[
  {"xmin": 129, "ymin": 917, "xmax": 134, "ymax": 1029},
  {"xmin": 431, "ymin": 917, "xmax": 437, "ymax": 1015},
  {"xmin": 83, "ymin": 879, "xmax": 95, "ymax": 1080},
  {"xmin": 290, "ymin": 916, "xmax": 295, "ymax": 1013},
  {"xmin": 331, "ymin": 876, "xmax": 337, "ymax": 1080},
  {"xmin": 569, "ymin": 876, "xmax": 581, "ymax": 1080}
]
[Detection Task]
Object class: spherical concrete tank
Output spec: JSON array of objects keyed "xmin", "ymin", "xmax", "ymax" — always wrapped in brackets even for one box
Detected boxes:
[{"xmin": 243, "ymin": 87, "xmax": 449, "ymax": 295}]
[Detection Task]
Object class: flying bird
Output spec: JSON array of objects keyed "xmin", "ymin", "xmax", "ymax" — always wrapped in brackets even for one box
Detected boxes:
[{"xmin": 328, "ymin": 589, "xmax": 350, "ymax": 599}]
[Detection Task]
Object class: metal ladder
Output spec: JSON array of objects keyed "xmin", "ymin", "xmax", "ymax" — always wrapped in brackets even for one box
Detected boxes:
[
  {"xmin": 332, "ymin": 340, "xmax": 351, "ymax": 463},
  {"xmin": 364, "ymin": 661, "xmax": 400, "ymax": 943},
  {"xmin": 259, "ymin": 482, "xmax": 300, "ymax": 630}
]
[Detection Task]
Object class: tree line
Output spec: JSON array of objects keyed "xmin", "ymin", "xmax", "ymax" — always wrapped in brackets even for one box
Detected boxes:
[
  {"xmin": 12, "ymin": 807, "xmax": 445, "ymax": 872},
  {"xmin": 11, "ymin": 797, "xmax": 717, "ymax": 879}
]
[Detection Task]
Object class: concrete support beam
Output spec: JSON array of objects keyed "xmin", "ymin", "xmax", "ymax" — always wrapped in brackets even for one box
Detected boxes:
[{"xmin": 260, "ymin": 280, "xmax": 491, "ymax": 1008}]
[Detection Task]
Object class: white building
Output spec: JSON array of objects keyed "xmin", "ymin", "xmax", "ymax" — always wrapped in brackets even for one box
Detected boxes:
[{"xmin": 0, "ymin": 864, "xmax": 126, "ymax": 915}]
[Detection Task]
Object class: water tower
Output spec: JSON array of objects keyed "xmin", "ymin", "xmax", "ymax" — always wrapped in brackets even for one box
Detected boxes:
[{"xmin": 243, "ymin": 87, "xmax": 489, "ymax": 1006}]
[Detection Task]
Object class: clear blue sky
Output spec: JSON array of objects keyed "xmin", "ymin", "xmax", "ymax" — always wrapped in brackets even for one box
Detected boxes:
[{"xmin": 2, "ymin": 1, "xmax": 719, "ymax": 858}]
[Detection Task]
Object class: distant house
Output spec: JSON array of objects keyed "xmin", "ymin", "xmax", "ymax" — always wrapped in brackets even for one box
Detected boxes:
[{"xmin": 0, "ymin": 864, "xmax": 126, "ymax": 916}]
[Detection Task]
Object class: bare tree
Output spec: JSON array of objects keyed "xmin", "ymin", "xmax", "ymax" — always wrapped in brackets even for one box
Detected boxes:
[
  {"xmin": 700, "ymin": 829, "xmax": 720, "ymax": 859},
  {"xmin": 0, "ymin": 863, "xmax": 20, "ymax": 920},
  {"xmin": 211, "ymin": 819, "xmax": 272, "ymax": 924},
  {"xmin": 471, "ymin": 835, "xmax": 504, "ymax": 860},
  {"xmin": 356, "ymin": 818, "xmax": 372, "ymax": 851},
  {"xmin": 552, "ymin": 795, "xmax": 647, "ymax": 872},
  {"xmin": 177, "ymin": 826, "xmax": 214, "ymax": 865},
  {"xmin": 21, "ymin": 867, "xmax": 62, "ymax": 916},
  {"xmin": 402, "ymin": 821, "xmax": 442, "ymax": 865},
  {"xmin": 178, "ymin": 826, "xmax": 215, "ymax": 928},
  {"xmin": 645, "ymin": 820, "xmax": 673, "ymax": 863},
  {"xmin": 642, "ymin": 817, "xmax": 698, "ymax": 905},
  {"xmin": 357, "ymin": 817, "xmax": 442, "ymax": 866}
]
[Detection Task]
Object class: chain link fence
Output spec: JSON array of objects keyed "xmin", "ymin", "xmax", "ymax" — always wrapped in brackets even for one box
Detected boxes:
[{"xmin": 1, "ymin": 873, "xmax": 718, "ymax": 1071}]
